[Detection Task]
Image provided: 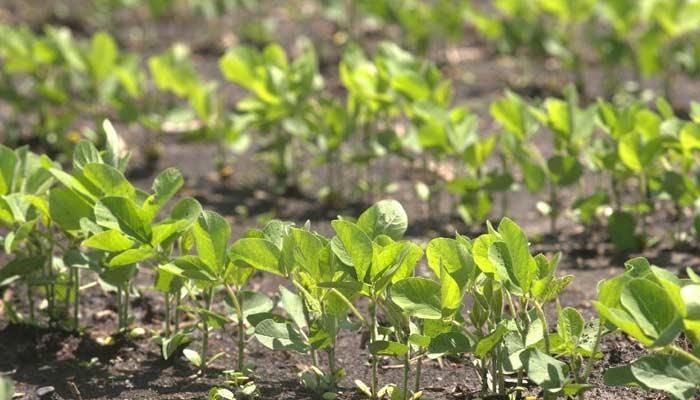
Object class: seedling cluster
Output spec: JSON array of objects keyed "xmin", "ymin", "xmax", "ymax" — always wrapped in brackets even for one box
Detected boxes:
[{"xmin": 1, "ymin": 125, "xmax": 698, "ymax": 399}]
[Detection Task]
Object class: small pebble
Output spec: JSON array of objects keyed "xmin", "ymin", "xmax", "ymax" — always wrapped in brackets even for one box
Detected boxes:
[{"xmin": 36, "ymin": 386, "xmax": 54, "ymax": 398}]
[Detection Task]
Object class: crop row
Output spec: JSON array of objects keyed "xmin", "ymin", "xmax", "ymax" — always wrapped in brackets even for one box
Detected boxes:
[
  {"xmin": 1, "ymin": 128, "xmax": 699, "ymax": 399},
  {"xmin": 35, "ymin": 0, "xmax": 700, "ymax": 101},
  {"xmin": 4, "ymin": 23, "xmax": 700, "ymax": 252}
]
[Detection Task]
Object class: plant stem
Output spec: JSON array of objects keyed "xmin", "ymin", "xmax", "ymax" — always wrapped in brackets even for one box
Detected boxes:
[
  {"xmin": 224, "ymin": 284, "xmax": 245, "ymax": 371},
  {"xmin": 369, "ymin": 299, "xmax": 379, "ymax": 400},
  {"xmin": 175, "ymin": 291, "xmax": 181, "ymax": 332},
  {"xmin": 201, "ymin": 287, "xmax": 213, "ymax": 371},
  {"xmin": 164, "ymin": 293, "xmax": 171, "ymax": 337},
  {"xmin": 668, "ymin": 345, "xmax": 700, "ymax": 366},
  {"xmin": 402, "ymin": 351, "xmax": 410, "ymax": 400},
  {"xmin": 73, "ymin": 268, "xmax": 80, "ymax": 331},
  {"xmin": 414, "ymin": 353, "xmax": 422, "ymax": 393},
  {"xmin": 533, "ymin": 302, "xmax": 550, "ymax": 355}
]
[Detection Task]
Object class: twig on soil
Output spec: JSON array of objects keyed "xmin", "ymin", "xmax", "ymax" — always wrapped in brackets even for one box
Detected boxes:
[{"xmin": 68, "ymin": 381, "xmax": 83, "ymax": 400}]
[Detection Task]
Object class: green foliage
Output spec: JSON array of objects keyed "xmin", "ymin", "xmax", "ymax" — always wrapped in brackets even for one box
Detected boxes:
[{"xmin": 594, "ymin": 257, "xmax": 700, "ymax": 399}]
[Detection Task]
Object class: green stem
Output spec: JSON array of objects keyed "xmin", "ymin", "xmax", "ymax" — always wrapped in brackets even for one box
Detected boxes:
[
  {"xmin": 73, "ymin": 268, "xmax": 80, "ymax": 331},
  {"xmin": 414, "ymin": 354, "xmax": 422, "ymax": 393},
  {"xmin": 224, "ymin": 284, "xmax": 245, "ymax": 371},
  {"xmin": 164, "ymin": 293, "xmax": 171, "ymax": 337},
  {"xmin": 534, "ymin": 302, "xmax": 551, "ymax": 355},
  {"xmin": 369, "ymin": 299, "xmax": 379, "ymax": 400},
  {"xmin": 402, "ymin": 351, "xmax": 410, "ymax": 400},
  {"xmin": 201, "ymin": 287, "xmax": 213, "ymax": 371},
  {"xmin": 175, "ymin": 291, "xmax": 181, "ymax": 332},
  {"xmin": 668, "ymin": 345, "xmax": 700, "ymax": 366}
]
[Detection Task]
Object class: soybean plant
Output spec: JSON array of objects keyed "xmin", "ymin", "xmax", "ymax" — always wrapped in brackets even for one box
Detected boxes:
[{"xmin": 594, "ymin": 258, "xmax": 700, "ymax": 400}]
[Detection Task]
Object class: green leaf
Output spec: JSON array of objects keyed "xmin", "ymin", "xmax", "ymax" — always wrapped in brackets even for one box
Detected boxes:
[
  {"xmin": 371, "ymin": 241, "xmax": 422, "ymax": 283},
  {"xmin": 608, "ymin": 210, "xmax": 642, "ymax": 252},
  {"xmin": 279, "ymin": 286, "xmax": 307, "ymax": 329},
  {"xmin": 331, "ymin": 220, "xmax": 373, "ymax": 282},
  {"xmin": 49, "ymin": 187, "xmax": 93, "ymax": 232},
  {"xmin": 72, "ymin": 141, "xmax": 102, "ymax": 170},
  {"xmin": 497, "ymin": 218, "xmax": 535, "ymax": 293},
  {"xmin": 519, "ymin": 347, "xmax": 569, "ymax": 393},
  {"xmin": 82, "ymin": 230, "xmax": 134, "ymax": 252},
  {"xmin": 88, "ymin": 31, "xmax": 117, "ymax": 83},
  {"xmin": 390, "ymin": 277, "xmax": 442, "ymax": 319},
  {"xmin": 475, "ymin": 324, "xmax": 508, "ymax": 358},
  {"xmin": 254, "ymin": 319, "xmax": 308, "ymax": 352},
  {"xmin": 682, "ymin": 284, "xmax": 700, "ymax": 320},
  {"xmin": 163, "ymin": 256, "xmax": 216, "ymax": 282},
  {"xmin": 472, "ymin": 234, "xmax": 498, "ymax": 274},
  {"xmin": 0, "ymin": 255, "xmax": 45, "ymax": 287},
  {"xmin": 357, "ymin": 199, "xmax": 408, "ymax": 240},
  {"xmin": 604, "ymin": 354, "xmax": 700, "ymax": 400},
  {"xmin": 142, "ymin": 168, "xmax": 184, "ymax": 222},
  {"xmin": 193, "ymin": 211, "xmax": 230, "ymax": 271},
  {"xmin": 287, "ymin": 228, "xmax": 323, "ymax": 278},
  {"xmin": 94, "ymin": 196, "xmax": 150, "ymax": 243},
  {"xmin": 82, "ymin": 163, "xmax": 135, "ymax": 198},
  {"xmin": 230, "ymin": 238, "xmax": 282, "ymax": 276},
  {"xmin": 368, "ymin": 340, "xmax": 408, "ymax": 357},
  {"xmin": 592, "ymin": 301, "xmax": 652, "ymax": 346},
  {"xmin": 108, "ymin": 247, "xmax": 155, "ymax": 267},
  {"xmin": 557, "ymin": 306, "xmax": 584, "ymax": 346},
  {"xmin": 240, "ymin": 290, "xmax": 274, "ymax": 319},
  {"xmin": 428, "ymin": 332, "xmax": 473, "ymax": 358},
  {"xmin": 183, "ymin": 348, "xmax": 202, "ymax": 368},
  {"xmin": 621, "ymin": 278, "xmax": 682, "ymax": 343}
]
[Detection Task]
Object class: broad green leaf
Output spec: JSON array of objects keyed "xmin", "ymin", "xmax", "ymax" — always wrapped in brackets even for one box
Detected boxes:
[
  {"xmin": 88, "ymin": 31, "xmax": 117, "ymax": 83},
  {"xmin": 164, "ymin": 256, "xmax": 217, "ymax": 282},
  {"xmin": 331, "ymin": 220, "xmax": 373, "ymax": 282},
  {"xmin": 82, "ymin": 163, "xmax": 135, "ymax": 198},
  {"xmin": 72, "ymin": 141, "xmax": 102, "ymax": 170},
  {"xmin": 240, "ymin": 290, "xmax": 274, "ymax": 319},
  {"xmin": 230, "ymin": 238, "xmax": 282, "ymax": 276},
  {"xmin": 592, "ymin": 301, "xmax": 652, "ymax": 346},
  {"xmin": 428, "ymin": 332, "xmax": 473, "ymax": 358},
  {"xmin": 621, "ymin": 278, "xmax": 681, "ymax": 341},
  {"xmin": 279, "ymin": 286, "xmax": 307, "ymax": 329},
  {"xmin": 368, "ymin": 340, "xmax": 408, "ymax": 357},
  {"xmin": 108, "ymin": 247, "xmax": 155, "ymax": 267},
  {"xmin": 682, "ymin": 284, "xmax": 700, "ymax": 320},
  {"xmin": 371, "ymin": 241, "xmax": 422, "ymax": 282},
  {"xmin": 557, "ymin": 306, "xmax": 584, "ymax": 346},
  {"xmin": 82, "ymin": 230, "xmax": 134, "ymax": 252},
  {"xmin": 0, "ymin": 255, "xmax": 45, "ymax": 287},
  {"xmin": 193, "ymin": 211, "xmax": 230, "ymax": 271},
  {"xmin": 608, "ymin": 210, "xmax": 642, "ymax": 252},
  {"xmin": 357, "ymin": 199, "xmax": 408, "ymax": 240},
  {"xmin": 604, "ymin": 354, "xmax": 700, "ymax": 400},
  {"xmin": 287, "ymin": 228, "xmax": 323, "ymax": 278},
  {"xmin": 254, "ymin": 319, "xmax": 308, "ymax": 352},
  {"xmin": 497, "ymin": 218, "xmax": 535, "ymax": 293},
  {"xmin": 472, "ymin": 234, "xmax": 498, "ymax": 274},
  {"xmin": 390, "ymin": 277, "xmax": 442, "ymax": 319},
  {"xmin": 142, "ymin": 168, "xmax": 184, "ymax": 222},
  {"xmin": 475, "ymin": 324, "xmax": 508, "ymax": 358},
  {"xmin": 94, "ymin": 196, "xmax": 150, "ymax": 243},
  {"xmin": 519, "ymin": 348, "xmax": 569, "ymax": 393},
  {"xmin": 49, "ymin": 187, "xmax": 93, "ymax": 232}
]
